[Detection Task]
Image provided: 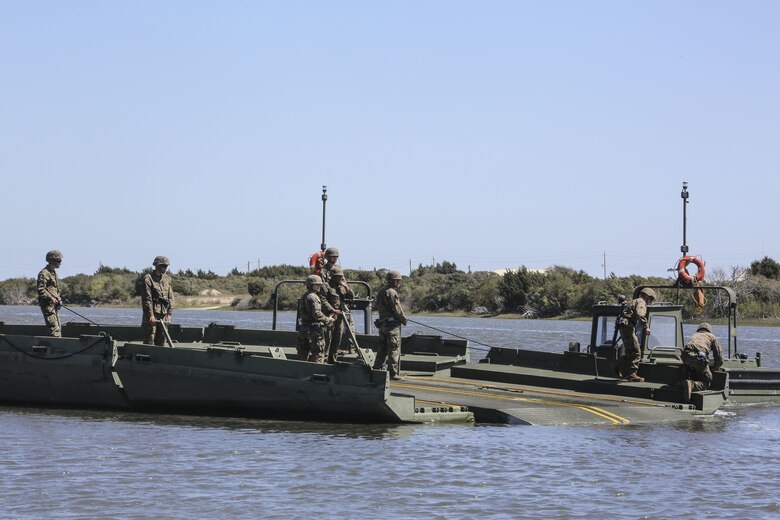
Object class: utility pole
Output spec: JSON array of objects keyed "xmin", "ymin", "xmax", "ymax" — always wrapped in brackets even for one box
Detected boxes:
[
  {"xmin": 247, "ymin": 261, "xmax": 250, "ymax": 273},
  {"xmin": 602, "ymin": 252, "xmax": 607, "ymax": 281}
]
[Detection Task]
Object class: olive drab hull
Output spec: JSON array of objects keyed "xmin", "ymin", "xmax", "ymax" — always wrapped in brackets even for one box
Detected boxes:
[
  {"xmin": 0, "ymin": 322, "xmax": 472, "ymax": 424},
  {"xmin": 0, "ymin": 332, "xmax": 130, "ymax": 409},
  {"xmin": 114, "ymin": 343, "xmax": 402, "ymax": 421},
  {"xmin": 4, "ymin": 298, "xmax": 780, "ymax": 426},
  {"xmin": 0, "ymin": 319, "xmax": 725, "ymax": 426}
]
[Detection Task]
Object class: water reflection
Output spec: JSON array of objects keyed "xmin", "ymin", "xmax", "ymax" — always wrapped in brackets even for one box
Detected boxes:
[{"xmin": 0, "ymin": 405, "xmax": 442, "ymax": 440}]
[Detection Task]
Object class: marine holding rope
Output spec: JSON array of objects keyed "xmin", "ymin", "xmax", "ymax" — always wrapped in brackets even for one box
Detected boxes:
[
  {"xmin": 141, "ymin": 256, "xmax": 175, "ymax": 346},
  {"xmin": 373, "ymin": 270, "xmax": 407, "ymax": 381},
  {"xmin": 613, "ymin": 287, "xmax": 656, "ymax": 383},
  {"xmin": 298, "ymin": 274, "xmax": 335, "ymax": 363},
  {"xmin": 317, "ymin": 247, "xmax": 342, "ymax": 357},
  {"xmin": 680, "ymin": 323, "xmax": 724, "ymax": 403},
  {"xmin": 37, "ymin": 250, "xmax": 63, "ymax": 337},
  {"xmin": 325, "ymin": 265, "xmax": 357, "ymax": 363}
]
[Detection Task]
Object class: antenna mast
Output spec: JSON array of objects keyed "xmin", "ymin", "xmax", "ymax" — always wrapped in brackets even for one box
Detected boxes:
[
  {"xmin": 320, "ymin": 186, "xmax": 328, "ymax": 252},
  {"xmin": 680, "ymin": 181, "xmax": 689, "ymax": 255}
]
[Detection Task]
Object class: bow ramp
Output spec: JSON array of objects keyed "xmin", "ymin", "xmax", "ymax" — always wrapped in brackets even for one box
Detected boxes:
[
  {"xmin": 392, "ymin": 374, "xmax": 710, "ymax": 426},
  {"xmin": 391, "ymin": 346, "xmax": 727, "ymax": 426}
]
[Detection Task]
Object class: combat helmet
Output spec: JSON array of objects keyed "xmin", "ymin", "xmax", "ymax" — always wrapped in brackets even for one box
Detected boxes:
[
  {"xmin": 153, "ymin": 256, "xmax": 171, "ymax": 267},
  {"xmin": 325, "ymin": 247, "xmax": 339, "ymax": 258},
  {"xmin": 697, "ymin": 322, "xmax": 712, "ymax": 333},
  {"xmin": 385, "ymin": 270, "xmax": 402, "ymax": 282},
  {"xmin": 329, "ymin": 265, "xmax": 344, "ymax": 277},
  {"xmin": 306, "ymin": 274, "xmax": 323, "ymax": 288},
  {"xmin": 639, "ymin": 288, "xmax": 657, "ymax": 301},
  {"xmin": 46, "ymin": 250, "xmax": 63, "ymax": 262}
]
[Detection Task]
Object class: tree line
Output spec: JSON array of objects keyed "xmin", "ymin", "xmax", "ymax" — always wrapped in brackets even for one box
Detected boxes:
[{"xmin": 1, "ymin": 257, "xmax": 779, "ymax": 322}]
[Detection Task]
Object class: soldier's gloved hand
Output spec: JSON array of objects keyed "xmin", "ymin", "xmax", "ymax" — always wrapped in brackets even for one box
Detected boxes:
[{"xmin": 150, "ymin": 316, "xmax": 157, "ymax": 325}]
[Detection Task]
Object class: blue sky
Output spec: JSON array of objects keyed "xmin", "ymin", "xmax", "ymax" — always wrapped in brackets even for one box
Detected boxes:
[{"xmin": 1, "ymin": 1, "xmax": 778, "ymax": 280}]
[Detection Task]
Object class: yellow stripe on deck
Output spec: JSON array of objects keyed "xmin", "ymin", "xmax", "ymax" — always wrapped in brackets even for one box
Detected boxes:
[
  {"xmin": 405, "ymin": 375, "xmax": 666, "ymax": 408},
  {"xmin": 394, "ymin": 381, "xmax": 630, "ymax": 425}
]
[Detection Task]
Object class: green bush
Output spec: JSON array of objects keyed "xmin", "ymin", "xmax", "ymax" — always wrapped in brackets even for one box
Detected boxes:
[
  {"xmin": 3, "ymin": 258, "xmax": 779, "ymax": 320},
  {"xmin": 248, "ymin": 264, "xmax": 309, "ymax": 279},
  {"xmin": 751, "ymin": 256, "xmax": 780, "ymax": 280},
  {"xmin": 247, "ymin": 278, "xmax": 267, "ymax": 296},
  {"xmin": 0, "ymin": 278, "xmax": 35, "ymax": 305}
]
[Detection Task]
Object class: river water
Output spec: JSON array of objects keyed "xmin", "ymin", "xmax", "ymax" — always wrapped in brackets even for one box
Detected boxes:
[{"xmin": 2, "ymin": 306, "xmax": 779, "ymax": 519}]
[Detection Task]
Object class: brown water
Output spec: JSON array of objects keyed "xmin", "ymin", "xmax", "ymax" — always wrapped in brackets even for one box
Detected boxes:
[{"xmin": 2, "ymin": 306, "xmax": 780, "ymax": 519}]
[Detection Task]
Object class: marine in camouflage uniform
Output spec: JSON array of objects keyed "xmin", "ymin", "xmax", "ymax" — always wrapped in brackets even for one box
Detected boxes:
[
  {"xmin": 681, "ymin": 323, "xmax": 724, "ymax": 402},
  {"xmin": 141, "ymin": 256, "xmax": 175, "ymax": 346},
  {"xmin": 325, "ymin": 265, "xmax": 357, "ymax": 363},
  {"xmin": 37, "ymin": 250, "xmax": 63, "ymax": 337},
  {"xmin": 318, "ymin": 247, "xmax": 340, "ymax": 285},
  {"xmin": 315, "ymin": 247, "xmax": 341, "ymax": 357},
  {"xmin": 373, "ymin": 270, "xmax": 407, "ymax": 380},
  {"xmin": 614, "ymin": 288, "xmax": 656, "ymax": 382},
  {"xmin": 297, "ymin": 275, "xmax": 335, "ymax": 363}
]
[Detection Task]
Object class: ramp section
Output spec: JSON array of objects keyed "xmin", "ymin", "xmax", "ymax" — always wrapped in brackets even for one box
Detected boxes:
[{"xmin": 391, "ymin": 377, "xmax": 705, "ymax": 426}]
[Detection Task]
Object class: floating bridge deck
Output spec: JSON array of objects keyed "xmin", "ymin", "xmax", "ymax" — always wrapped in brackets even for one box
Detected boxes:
[{"xmin": 0, "ymin": 321, "xmax": 741, "ymax": 426}]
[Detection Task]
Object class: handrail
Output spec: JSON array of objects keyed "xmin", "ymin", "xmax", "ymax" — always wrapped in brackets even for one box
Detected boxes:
[
  {"xmin": 634, "ymin": 284, "xmax": 738, "ymax": 357},
  {"xmin": 271, "ymin": 279, "xmax": 374, "ymax": 333},
  {"xmin": 271, "ymin": 280, "xmax": 305, "ymax": 331}
]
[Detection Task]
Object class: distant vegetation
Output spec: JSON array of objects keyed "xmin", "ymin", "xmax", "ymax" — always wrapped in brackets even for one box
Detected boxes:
[{"xmin": 2, "ymin": 257, "xmax": 779, "ymax": 322}]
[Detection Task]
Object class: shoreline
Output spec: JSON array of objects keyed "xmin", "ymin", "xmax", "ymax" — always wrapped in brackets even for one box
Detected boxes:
[{"xmin": 12, "ymin": 302, "xmax": 778, "ymax": 327}]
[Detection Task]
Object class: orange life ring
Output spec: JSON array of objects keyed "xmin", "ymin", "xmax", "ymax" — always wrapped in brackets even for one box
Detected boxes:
[
  {"xmin": 309, "ymin": 251, "xmax": 325, "ymax": 274},
  {"xmin": 678, "ymin": 256, "xmax": 705, "ymax": 284}
]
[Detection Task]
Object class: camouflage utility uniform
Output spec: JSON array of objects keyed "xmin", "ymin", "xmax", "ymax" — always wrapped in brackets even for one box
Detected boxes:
[
  {"xmin": 142, "ymin": 271, "xmax": 174, "ymax": 345},
  {"xmin": 617, "ymin": 297, "xmax": 647, "ymax": 375},
  {"xmin": 325, "ymin": 267, "xmax": 357, "ymax": 363},
  {"xmin": 316, "ymin": 247, "xmax": 341, "ymax": 354},
  {"xmin": 298, "ymin": 282, "xmax": 331, "ymax": 364},
  {"xmin": 682, "ymin": 324, "xmax": 724, "ymax": 392},
  {"xmin": 615, "ymin": 288, "xmax": 656, "ymax": 381},
  {"xmin": 318, "ymin": 247, "xmax": 339, "ymax": 285},
  {"xmin": 373, "ymin": 272, "xmax": 407, "ymax": 379},
  {"xmin": 319, "ymin": 265, "xmax": 332, "ymax": 285},
  {"xmin": 37, "ymin": 265, "xmax": 61, "ymax": 337}
]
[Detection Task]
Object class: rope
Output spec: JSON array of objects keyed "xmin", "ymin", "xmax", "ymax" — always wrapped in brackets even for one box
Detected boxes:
[
  {"xmin": 405, "ymin": 318, "xmax": 497, "ymax": 353},
  {"xmin": 0, "ymin": 334, "xmax": 109, "ymax": 361},
  {"xmin": 60, "ymin": 304, "xmax": 131, "ymax": 341},
  {"xmin": 693, "ymin": 282, "xmax": 707, "ymax": 314},
  {"xmin": 1, "ymin": 304, "xmax": 128, "ymax": 360}
]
